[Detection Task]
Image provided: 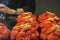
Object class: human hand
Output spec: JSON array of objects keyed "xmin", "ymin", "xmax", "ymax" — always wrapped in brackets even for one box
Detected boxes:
[
  {"xmin": 0, "ymin": 4, "xmax": 9, "ymax": 13},
  {"xmin": 17, "ymin": 8, "xmax": 24, "ymax": 14}
]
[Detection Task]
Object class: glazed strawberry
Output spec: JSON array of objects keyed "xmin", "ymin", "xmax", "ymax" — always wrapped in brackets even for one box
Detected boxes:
[
  {"xmin": 11, "ymin": 21, "xmax": 39, "ymax": 40},
  {"xmin": 16, "ymin": 12, "xmax": 36, "ymax": 23},
  {"xmin": 40, "ymin": 33, "xmax": 47, "ymax": 40},
  {"xmin": 39, "ymin": 11, "xmax": 60, "ymax": 40},
  {"xmin": 38, "ymin": 11, "xmax": 56, "ymax": 22},
  {"xmin": 39, "ymin": 20, "xmax": 53, "ymax": 29},
  {"xmin": 54, "ymin": 26, "xmax": 60, "ymax": 36},
  {"xmin": 0, "ymin": 22, "xmax": 10, "ymax": 40},
  {"xmin": 47, "ymin": 33, "xmax": 58, "ymax": 40},
  {"xmin": 10, "ymin": 31, "xmax": 19, "ymax": 40},
  {"xmin": 16, "ymin": 31, "xmax": 25, "ymax": 40}
]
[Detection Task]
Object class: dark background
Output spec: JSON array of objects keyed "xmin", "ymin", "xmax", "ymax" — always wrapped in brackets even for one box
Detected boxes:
[{"xmin": 35, "ymin": 0, "xmax": 60, "ymax": 17}]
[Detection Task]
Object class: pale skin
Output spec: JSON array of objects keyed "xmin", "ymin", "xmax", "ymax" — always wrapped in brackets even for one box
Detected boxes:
[{"xmin": 0, "ymin": 4, "xmax": 24, "ymax": 15}]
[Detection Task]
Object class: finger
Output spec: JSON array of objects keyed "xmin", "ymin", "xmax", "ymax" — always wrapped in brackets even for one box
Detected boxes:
[{"xmin": 0, "ymin": 4, "xmax": 6, "ymax": 7}]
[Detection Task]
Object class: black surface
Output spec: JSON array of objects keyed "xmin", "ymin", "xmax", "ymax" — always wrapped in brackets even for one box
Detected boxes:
[{"xmin": 35, "ymin": 0, "xmax": 60, "ymax": 17}]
